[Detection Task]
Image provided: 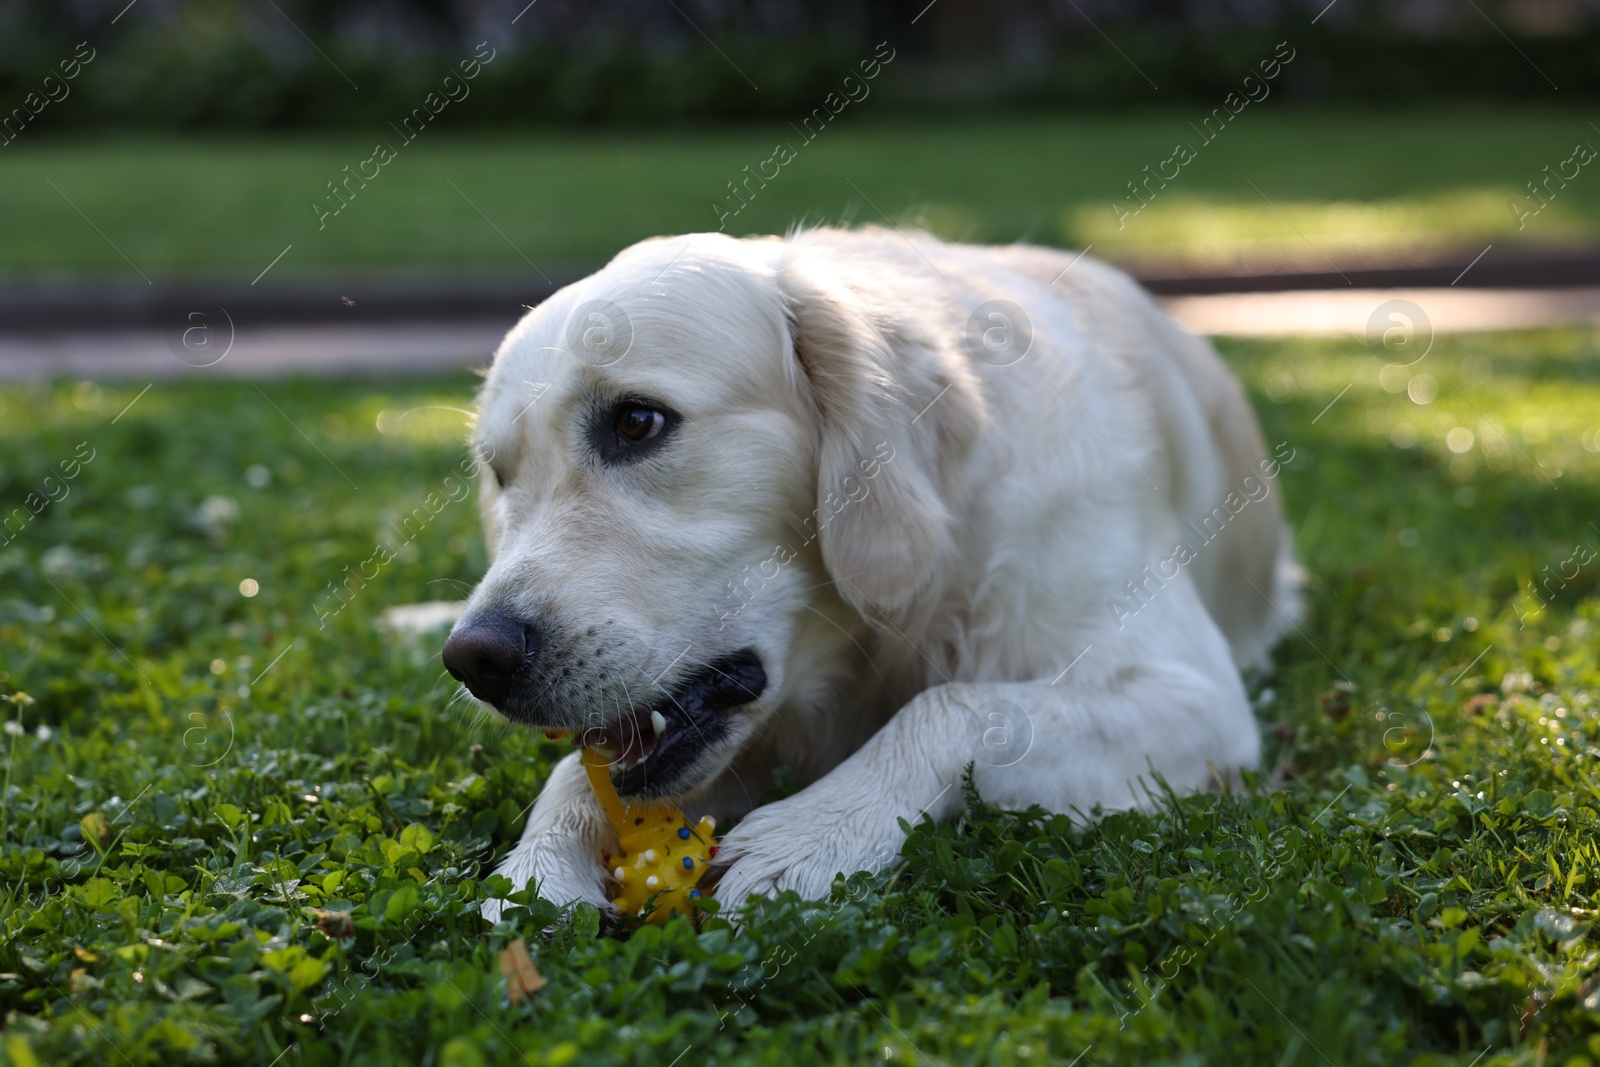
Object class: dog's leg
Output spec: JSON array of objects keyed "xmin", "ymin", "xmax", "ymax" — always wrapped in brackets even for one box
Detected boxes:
[
  {"xmin": 482, "ymin": 750, "xmax": 615, "ymax": 923},
  {"xmin": 711, "ymin": 622, "xmax": 1258, "ymax": 913}
]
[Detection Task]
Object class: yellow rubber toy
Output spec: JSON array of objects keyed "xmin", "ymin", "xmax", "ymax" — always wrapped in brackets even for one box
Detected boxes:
[{"xmin": 580, "ymin": 746, "xmax": 717, "ymax": 922}]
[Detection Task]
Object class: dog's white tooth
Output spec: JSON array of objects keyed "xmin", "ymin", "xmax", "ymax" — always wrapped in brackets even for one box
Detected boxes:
[{"xmin": 651, "ymin": 710, "xmax": 666, "ymax": 737}]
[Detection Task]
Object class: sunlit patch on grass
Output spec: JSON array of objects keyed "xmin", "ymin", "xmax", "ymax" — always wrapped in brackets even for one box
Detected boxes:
[
  {"xmin": 1068, "ymin": 190, "xmax": 1597, "ymax": 270},
  {"xmin": 370, "ymin": 399, "xmax": 477, "ymax": 445}
]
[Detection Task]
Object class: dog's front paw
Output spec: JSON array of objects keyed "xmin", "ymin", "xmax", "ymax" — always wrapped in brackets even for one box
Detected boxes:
[
  {"xmin": 481, "ymin": 838, "xmax": 613, "ymax": 925},
  {"xmin": 709, "ymin": 790, "xmax": 904, "ymax": 917}
]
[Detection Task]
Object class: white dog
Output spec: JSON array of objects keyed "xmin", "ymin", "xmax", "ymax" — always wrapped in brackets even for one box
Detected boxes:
[{"xmin": 443, "ymin": 227, "xmax": 1299, "ymax": 922}]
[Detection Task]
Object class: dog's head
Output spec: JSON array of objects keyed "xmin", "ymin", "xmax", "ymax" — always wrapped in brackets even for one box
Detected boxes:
[{"xmin": 443, "ymin": 231, "xmax": 981, "ymax": 797}]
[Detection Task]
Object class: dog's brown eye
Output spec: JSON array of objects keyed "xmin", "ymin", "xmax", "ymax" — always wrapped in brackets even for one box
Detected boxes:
[
  {"xmin": 616, "ymin": 407, "xmax": 665, "ymax": 446},
  {"xmin": 595, "ymin": 399, "xmax": 677, "ymax": 463}
]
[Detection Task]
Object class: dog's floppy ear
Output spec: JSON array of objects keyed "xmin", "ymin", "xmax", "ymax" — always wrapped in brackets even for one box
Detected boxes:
[{"xmin": 779, "ymin": 253, "xmax": 984, "ymax": 615}]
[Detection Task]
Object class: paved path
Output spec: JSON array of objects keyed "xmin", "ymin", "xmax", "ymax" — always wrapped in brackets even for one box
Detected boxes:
[
  {"xmin": 1163, "ymin": 286, "xmax": 1600, "ymax": 337},
  {"xmin": 0, "ymin": 322, "xmax": 509, "ymax": 380},
  {"xmin": 3, "ymin": 286, "xmax": 1598, "ymax": 380}
]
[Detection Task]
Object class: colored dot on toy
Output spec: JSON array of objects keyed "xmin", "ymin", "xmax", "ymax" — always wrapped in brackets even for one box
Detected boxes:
[
  {"xmin": 689, "ymin": 889, "xmax": 701, "ymax": 899},
  {"xmin": 645, "ymin": 875, "xmax": 660, "ymax": 889},
  {"xmin": 677, "ymin": 827, "xmax": 691, "ymax": 840},
  {"xmin": 682, "ymin": 857, "xmax": 694, "ymax": 870}
]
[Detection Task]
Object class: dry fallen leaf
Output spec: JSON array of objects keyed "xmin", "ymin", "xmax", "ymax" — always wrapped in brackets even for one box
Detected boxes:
[
  {"xmin": 80, "ymin": 811, "xmax": 109, "ymax": 848},
  {"xmin": 313, "ymin": 908, "xmax": 356, "ymax": 940},
  {"xmin": 498, "ymin": 937, "xmax": 546, "ymax": 1003}
]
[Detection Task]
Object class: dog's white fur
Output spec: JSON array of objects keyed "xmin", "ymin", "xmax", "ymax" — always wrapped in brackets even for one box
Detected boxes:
[{"xmin": 463, "ymin": 227, "xmax": 1299, "ymax": 921}]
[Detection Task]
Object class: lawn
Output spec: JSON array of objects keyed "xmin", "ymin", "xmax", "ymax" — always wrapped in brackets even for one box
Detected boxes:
[
  {"xmin": 1, "ymin": 321, "xmax": 1599, "ymax": 1066},
  {"xmin": 4, "ymin": 108, "xmax": 1600, "ymax": 282}
]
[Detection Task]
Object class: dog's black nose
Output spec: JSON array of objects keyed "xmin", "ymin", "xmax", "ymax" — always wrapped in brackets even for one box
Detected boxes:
[{"xmin": 442, "ymin": 611, "xmax": 534, "ymax": 707}]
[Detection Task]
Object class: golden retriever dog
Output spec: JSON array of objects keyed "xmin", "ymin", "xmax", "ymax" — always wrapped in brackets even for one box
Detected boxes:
[{"xmin": 443, "ymin": 227, "xmax": 1299, "ymax": 921}]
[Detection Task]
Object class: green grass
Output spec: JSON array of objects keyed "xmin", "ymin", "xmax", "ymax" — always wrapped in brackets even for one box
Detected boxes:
[
  {"xmin": 5, "ymin": 108, "xmax": 1600, "ymax": 281},
  {"xmin": 2, "ymin": 323, "xmax": 1599, "ymax": 1066}
]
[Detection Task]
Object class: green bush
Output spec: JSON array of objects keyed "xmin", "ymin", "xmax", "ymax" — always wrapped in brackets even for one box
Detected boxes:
[{"xmin": 2, "ymin": 1, "xmax": 1598, "ymax": 133}]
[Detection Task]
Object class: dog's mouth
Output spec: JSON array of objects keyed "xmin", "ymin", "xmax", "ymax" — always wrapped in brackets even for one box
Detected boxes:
[{"xmin": 575, "ymin": 649, "xmax": 766, "ymax": 798}]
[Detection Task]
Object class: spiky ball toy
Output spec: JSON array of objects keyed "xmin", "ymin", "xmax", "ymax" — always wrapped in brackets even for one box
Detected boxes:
[{"xmin": 578, "ymin": 746, "xmax": 718, "ymax": 922}]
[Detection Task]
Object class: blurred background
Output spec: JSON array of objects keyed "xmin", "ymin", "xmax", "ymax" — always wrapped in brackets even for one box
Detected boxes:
[{"xmin": 2, "ymin": 0, "xmax": 1599, "ymax": 318}]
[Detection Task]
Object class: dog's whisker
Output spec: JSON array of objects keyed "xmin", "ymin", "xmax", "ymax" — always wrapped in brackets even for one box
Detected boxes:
[
  {"xmin": 443, "ymin": 688, "xmax": 474, "ymax": 716},
  {"xmin": 425, "ymin": 577, "xmax": 475, "ymax": 596}
]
